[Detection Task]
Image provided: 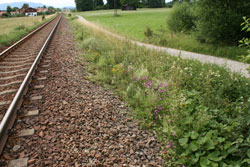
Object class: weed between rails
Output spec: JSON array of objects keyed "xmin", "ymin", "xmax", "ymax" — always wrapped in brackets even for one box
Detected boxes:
[{"xmin": 70, "ymin": 18, "xmax": 250, "ymax": 167}]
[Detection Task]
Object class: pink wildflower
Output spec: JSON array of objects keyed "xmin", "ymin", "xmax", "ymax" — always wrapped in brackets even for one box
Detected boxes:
[{"xmin": 166, "ymin": 144, "xmax": 171, "ymax": 149}]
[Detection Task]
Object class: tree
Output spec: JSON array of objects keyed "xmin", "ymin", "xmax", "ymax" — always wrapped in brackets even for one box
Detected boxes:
[
  {"xmin": 138, "ymin": 0, "xmax": 148, "ymax": 8},
  {"xmin": 172, "ymin": 0, "xmax": 179, "ymax": 4},
  {"xmin": 12, "ymin": 7, "xmax": 19, "ymax": 12},
  {"xmin": 120, "ymin": 0, "xmax": 139, "ymax": 7},
  {"xmin": 93, "ymin": 0, "xmax": 104, "ymax": 9},
  {"xmin": 107, "ymin": 0, "xmax": 121, "ymax": 9},
  {"xmin": 95, "ymin": 0, "xmax": 104, "ymax": 6},
  {"xmin": 48, "ymin": 6, "xmax": 55, "ymax": 13},
  {"xmin": 75, "ymin": 0, "xmax": 94, "ymax": 11},
  {"xmin": 194, "ymin": 0, "xmax": 250, "ymax": 44},
  {"xmin": 22, "ymin": 3, "xmax": 29, "ymax": 9},
  {"xmin": 148, "ymin": 0, "xmax": 164, "ymax": 8},
  {"xmin": 43, "ymin": 5, "xmax": 47, "ymax": 8},
  {"xmin": 7, "ymin": 5, "xmax": 12, "ymax": 14}
]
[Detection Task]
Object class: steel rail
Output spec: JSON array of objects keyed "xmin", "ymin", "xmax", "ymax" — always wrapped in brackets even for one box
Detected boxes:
[
  {"xmin": 0, "ymin": 14, "xmax": 58, "ymax": 60},
  {"xmin": 0, "ymin": 15, "xmax": 62, "ymax": 154}
]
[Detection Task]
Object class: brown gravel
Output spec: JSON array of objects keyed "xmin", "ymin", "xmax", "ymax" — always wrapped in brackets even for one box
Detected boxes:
[
  {"xmin": 0, "ymin": 45, "xmax": 7, "ymax": 53},
  {"xmin": 0, "ymin": 16, "xmax": 163, "ymax": 166}
]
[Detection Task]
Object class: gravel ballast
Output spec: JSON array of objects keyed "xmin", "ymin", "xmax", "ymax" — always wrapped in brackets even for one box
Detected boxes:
[{"xmin": 0, "ymin": 16, "xmax": 162, "ymax": 166}]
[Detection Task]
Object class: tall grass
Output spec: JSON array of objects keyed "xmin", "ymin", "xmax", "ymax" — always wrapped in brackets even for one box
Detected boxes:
[
  {"xmin": 70, "ymin": 18, "xmax": 250, "ymax": 167},
  {"xmin": 0, "ymin": 15, "xmax": 56, "ymax": 46}
]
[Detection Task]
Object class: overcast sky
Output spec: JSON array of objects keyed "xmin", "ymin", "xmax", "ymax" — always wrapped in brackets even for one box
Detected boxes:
[
  {"xmin": 0, "ymin": 0, "xmax": 76, "ymax": 8},
  {"xmin": 0, "ymin": 0, "xmax": 172, "ymax": 8}
]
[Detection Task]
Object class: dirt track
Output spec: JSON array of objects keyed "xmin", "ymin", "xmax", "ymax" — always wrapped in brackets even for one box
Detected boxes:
[{"xmin": 77, "ymin": 15, "xmax": 250, "ymax": 78}]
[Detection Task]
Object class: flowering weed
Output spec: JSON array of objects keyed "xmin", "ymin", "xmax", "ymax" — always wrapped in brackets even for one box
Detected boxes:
[{"xmin": 70, "ymin": 19, "xmax": 250, "ymax": 167}]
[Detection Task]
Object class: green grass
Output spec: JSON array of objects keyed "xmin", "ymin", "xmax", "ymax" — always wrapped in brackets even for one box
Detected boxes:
[
  {"xmin": 77, "ymin": 9, "xmax": 247, "ymax": 62},
  {"xmin": 0, "ymin": 15, "xmax": 56, "ymax": 46},
  {"xmin": 69, "ymin": 17, "xmax": 250, "ymax": 167},
  {"xmin": 78, "ymin": 8, "xmax": 170, "ymax": 41}
]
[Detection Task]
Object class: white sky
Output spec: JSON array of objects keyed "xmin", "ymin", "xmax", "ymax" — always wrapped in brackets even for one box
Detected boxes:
[
  {"xmin": 0, "ymin": 0, "xmax": 172, "ymax": 8},
  {"xmin": 0, "ymin": 0, "xmax": 76, "ymax": 8}
]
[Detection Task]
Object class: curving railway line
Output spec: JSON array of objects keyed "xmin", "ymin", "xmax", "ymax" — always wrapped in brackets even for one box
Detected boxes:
[{"xmin": 0, "ymin": 14, "xmax": 62, "ymax": 159}]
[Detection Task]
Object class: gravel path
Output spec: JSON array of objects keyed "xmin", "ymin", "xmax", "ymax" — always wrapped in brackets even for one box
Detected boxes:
[
  {"xmin": 77, "ymin": 16, "xmax": 250, "ymax": 78},
  {"xmin": 0, "ymin": 16, "xmax": 162, "ymax": 166}
]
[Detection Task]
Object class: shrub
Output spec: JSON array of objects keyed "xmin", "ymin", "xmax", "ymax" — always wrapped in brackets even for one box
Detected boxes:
[
  {"xmin": 194, "ymin": 0, "xmax": 250, "ymax": 44},
  {"xmin": 68, "ymin": 13, "xmax": 72, "ymax": 17},
  {"xmin": 144, "ymin": 27, "xmax": 153, "ymax": 38},
  {"xmin": 239, "ymin": 17, "xmax": 250, "ymax": 64},
  {"xmin": 167, "ymin": 2, "xmax": 195, "ymax": 32}
]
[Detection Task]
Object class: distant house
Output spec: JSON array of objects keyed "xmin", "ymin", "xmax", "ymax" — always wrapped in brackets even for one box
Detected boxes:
[
  {"xmin": 0, "ymin": 10, "xmax": 7, "ymax": 18},
  {"xmin": 10, "ymin": 11, "xmax": 20, "ymax": 16},
  {"xmin": 23, "ymin": 7, "xmax": 37, "ymax": 16},
  {"xmin": 36, "ymin": 8, "xmax": 50, "ymax": 14},
  {"xmin": 122, "ymin": 4, "xmax": 136, "ymax": 10}
]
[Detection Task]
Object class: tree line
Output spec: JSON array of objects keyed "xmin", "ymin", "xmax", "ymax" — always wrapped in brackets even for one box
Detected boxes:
[{"xmin": 75, "ymin": 0, "xmax": 166, "ymax": 11}]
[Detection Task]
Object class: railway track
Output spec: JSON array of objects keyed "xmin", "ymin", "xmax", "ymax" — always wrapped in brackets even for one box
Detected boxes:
[{"xmin": 0, "ymin": 14, "xmax": 62, "ymax": 163}]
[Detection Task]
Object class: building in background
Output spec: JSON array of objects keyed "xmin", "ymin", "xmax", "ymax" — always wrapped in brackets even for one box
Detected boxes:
[
  {"xmin": 23, "ymin": 7, "xmax": 37, "ymax": 16},
  {"xmin": 0, "ymin": 10, "xmax": 6, "ymax": 18}
]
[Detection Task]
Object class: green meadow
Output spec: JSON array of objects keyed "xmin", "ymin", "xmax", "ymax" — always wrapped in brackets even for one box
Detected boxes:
[{"xmin": 77, "ymin": 9, "xmax": 247, "ymax": 61}]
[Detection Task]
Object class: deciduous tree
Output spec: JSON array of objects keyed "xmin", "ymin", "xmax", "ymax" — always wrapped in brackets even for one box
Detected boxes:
[
  {"xmin": 6, "ymin": 5, "xmax": 12, "ymax": 14},
  {"xmin": 148, "ymin": 0, "xmax": 164, "ymax": 8},
  {"xmin": 75, "ymin": 0, "xmax": 94, "ymax": 11},
  {"xmin": 194, "ymin": 0, "xmax": 250, "ymax": 44},
  {"xmin": 22, "ymin": 3, "xmax": 29, "ymax": 9},
  {"xmin": 12, "ymin": 7, "xmax": 19, "ymax": 12},
  {"xmin": 107, "ymin": 0, "xmax": 121, "ymax": 9},
  {"xmin": 120, "ymin": 0, "xmax": 139, "ymax": 7}
]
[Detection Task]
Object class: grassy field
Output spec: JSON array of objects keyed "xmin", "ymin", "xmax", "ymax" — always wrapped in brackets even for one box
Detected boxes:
[
  {"xmin": 0, "ymin": 15, "xmax": 55, "ymax": 46},
  {"xmin": 77, "ymin": 9, "xmax": 247, "ymax": 61},
  {"xmin": 78, "ymin": 8, "xmax": 169, "ymax": 41},
  {"xmin": 69, "ymin": 16, "xmax": 250, "ymax": 166}
]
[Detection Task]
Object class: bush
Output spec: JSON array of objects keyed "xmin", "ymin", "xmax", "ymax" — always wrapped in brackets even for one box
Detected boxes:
[
  {"xmin": 194, "ymin": 0, "xmax": 250, "ymax": 44},
  {"xmin": 239, "ymin": 17, "xmax": 250, "ymax": 64},
  {"xmin": 167, "ymin": 2, "xmax": 195, "ymax": 32}
]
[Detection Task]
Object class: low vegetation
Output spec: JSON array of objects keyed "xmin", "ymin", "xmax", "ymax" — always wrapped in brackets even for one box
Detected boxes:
[
  {"xmin": 69, "ymin": 17, "xmax": 250, "ymax": 167},
  {"xmin": 77, "ymin": 8, "xmax": 247, "ymax": 62},
  {"xmin": 0, "ymin": 15, "xmax": 55, "ymax": 46},
  {"xmin": 239, "ymin": 17, "xmax": 250, "ymax": 64}
]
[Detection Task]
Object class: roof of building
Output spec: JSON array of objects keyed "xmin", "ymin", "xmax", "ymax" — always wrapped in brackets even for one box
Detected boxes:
[
  {"xmin": 24, "ymin": 7, "xmax": 37, "ymax": 13},
  {"xmin": 36, "ymin": 8, "xmax": 48, "ymax": 13}
]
